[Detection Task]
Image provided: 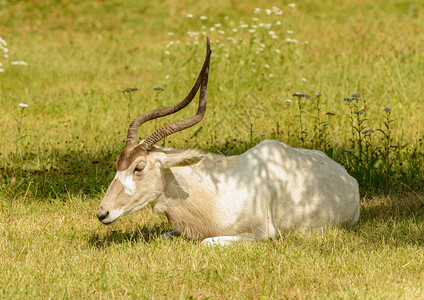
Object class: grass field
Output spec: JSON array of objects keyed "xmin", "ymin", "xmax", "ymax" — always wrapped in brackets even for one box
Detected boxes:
[{"xmin": 1, "ymin": 0, "xmax": 424, "ymax": 298}]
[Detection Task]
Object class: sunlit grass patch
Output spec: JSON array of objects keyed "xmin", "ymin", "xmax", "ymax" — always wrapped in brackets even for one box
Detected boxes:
[{"xmin": 1, "ymin": 193, "xmax": 423, "ymax": 298}]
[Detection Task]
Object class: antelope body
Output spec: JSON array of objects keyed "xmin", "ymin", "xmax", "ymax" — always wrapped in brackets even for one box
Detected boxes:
[{"xmin": 97, "ymin": 38, "xmax": 360, "ymax": 245}]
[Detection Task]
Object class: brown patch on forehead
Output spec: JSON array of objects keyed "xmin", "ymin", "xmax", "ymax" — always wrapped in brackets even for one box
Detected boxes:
[{"xmin": 117, "ymin": 145, "xmax": 148, "ymax": 171}]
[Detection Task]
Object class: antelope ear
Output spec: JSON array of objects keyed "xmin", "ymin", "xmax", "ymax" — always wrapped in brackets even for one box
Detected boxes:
[{"xmin": 159, "ymin": 153, "xmax": 203, "ymax": 169}]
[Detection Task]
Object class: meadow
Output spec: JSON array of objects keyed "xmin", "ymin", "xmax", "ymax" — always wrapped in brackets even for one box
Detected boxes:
[{"xmin": 1, "ymin": 0, "xmax": 424, "ymax": 298}]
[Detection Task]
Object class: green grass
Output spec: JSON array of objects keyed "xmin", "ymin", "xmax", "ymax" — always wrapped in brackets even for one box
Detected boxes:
[{"xmin": 1, "ymin": 0, "xmax": 424, "ymax": 298}]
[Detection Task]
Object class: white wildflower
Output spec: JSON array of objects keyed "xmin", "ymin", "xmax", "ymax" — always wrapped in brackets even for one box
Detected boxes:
[
  {"xmin": 0, "ymin": 68, "xmax": 4, "ymax": 73},
  {"xmin": 265, "ymin": 9, "xmax": 272, "ymax": 15},
  {"xmin": 218, "ymin": 30, "xmax": 225, "ymax": 34},
  {"xmin": 200, "ymin": 16, "xmax": 208, "ymax": 20},
  {"xmin": 214, "ymin": 23, "xmax": 222, "ymax": 27},
  {"xmin": 186, "ymin": 14, "xmax": 193, "ymax": 18},
  {"xmin": 168, "ymin": 32, "xmax": 174, "ymax": 36},
  {"xmin": 264, "ymin": 64, "xmax": 270, "ymax": 69},
  {"xmin": 286, "ymin": 38, "xmax": 298, "ymax": 43},
  {"xmin": 276, "ymin": 21, "xmax": 282, "ymax": 26},
  {"xmin": 288, "ymin": 3, "xmax": 296, "ymax": 8},
  {"xmin": 268, "ymin": 30, "xmax": 275, "ymax": 35},
  {"xmin": 252, "ymin": 17, "xmax": 258, "ymax": 22},
  {"xmin": 164, "ymin": 50, "xmax": 171, "ymax": 55},
  {"xmin": 254, "ymin": 8, "xmax": 261, "ymax": 14},
  {"xmin": 19, "ymin": 103, "xmax": 28, "ymax": 108},
  {"xmin": 287, "ymin": 30, "xmax": 294, "ymax": 34},
  {"xmin": 302, "ymin": 77, "xmax": 307, "ymax": 82},
  {"xmin": 232, "ymin": 28, "xmax": 238, "ymax": 32},
  {"xmin": 284, "ymin": 99, "xmax": 292, "ymax": 103},
  {"xmin": 265, "ymin": 23, "xmax": 272, "ymax": 29},
  {"xmin": 248, "ymin": 29, "xmax": 256, "ymax": 33},
  {"xmin": 275, "ymin": 49, "xmax": 281, "ymax": 54},
  {"xmin": 240, "ymin": 24, "xmax": 248, "ymax": 28},
  {"xmin": 269, "ymin": 73, "xmax": 274, "ymax": 78},
  {"xmin": 272, "ymin": 7, "xmax": 283, "ymax": 15},
  {"xmin": 304, "ymin": 41, "xmax": 309, "ymax": 44}
]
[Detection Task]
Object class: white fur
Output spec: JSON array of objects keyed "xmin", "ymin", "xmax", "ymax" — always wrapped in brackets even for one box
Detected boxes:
[
  {"xmin": 115, "ymin": 171, "xmax": 136, "ymax": 196},
  {"xmin": 201, "ymin": 236, "xmax": 255, "ymax": 246},
  {"xmin": 98, "ymin": 140, "xmax": 360, "ymax": 244}
]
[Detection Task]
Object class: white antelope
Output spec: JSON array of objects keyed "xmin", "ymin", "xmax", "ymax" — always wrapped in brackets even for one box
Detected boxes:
[{"xmin": 97, "ymin": 38, "xmax": 360, "ymax": 245}]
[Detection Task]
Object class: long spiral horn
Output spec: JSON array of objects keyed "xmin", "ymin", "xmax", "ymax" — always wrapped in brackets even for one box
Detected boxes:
[
  {"xmin": 126, "ymin": 37, "xmax": 212, "ymax": 146},
  {"xmin": 139, "ymin": 37, "xmax": 211, "ymax": 151}
]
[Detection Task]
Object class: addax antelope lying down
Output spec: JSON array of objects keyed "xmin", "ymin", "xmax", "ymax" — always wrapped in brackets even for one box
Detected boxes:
[{"xmin": 97, "ymin": 38, "xmax": 360, "ymax": 245}]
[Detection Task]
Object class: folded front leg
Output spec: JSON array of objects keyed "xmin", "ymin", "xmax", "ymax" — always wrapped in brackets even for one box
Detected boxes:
[{"xmin": 201, "ymin": 235, "xmax": 256, "ymax": 246}]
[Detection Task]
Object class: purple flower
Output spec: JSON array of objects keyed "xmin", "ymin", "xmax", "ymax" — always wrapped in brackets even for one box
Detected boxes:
[
  {"xmin": 352, "ymin": 94, "xmax": 361, "ymax": 98},
  {"xmin": 292, "ymin": 92, "xmax": 310, "ymax": 98},
  {"xmin": 354, "ymin": 110, "xmax": 364, "ymax": 114},
  {"xmin": 384, "ymin": 107, "xmax": 391, "ymax": 113},
  {"xmin": 122, "ymin": 88, "xmax": 138, "ymax": 93},
  {"xmin": 362, "ymin": 129, "xmax": 374, "ymax": 134}
]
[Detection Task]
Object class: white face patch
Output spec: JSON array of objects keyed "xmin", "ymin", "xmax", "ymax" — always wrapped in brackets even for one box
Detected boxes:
[{"xmin": 115, "ymin": 171, "xmax": 137, "ymax": 196}]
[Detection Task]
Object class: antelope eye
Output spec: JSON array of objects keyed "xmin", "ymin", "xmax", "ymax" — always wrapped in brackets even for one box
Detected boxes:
[{"xmin": 133, "ymin": 166, "xmax": 144, "ymax": 174}]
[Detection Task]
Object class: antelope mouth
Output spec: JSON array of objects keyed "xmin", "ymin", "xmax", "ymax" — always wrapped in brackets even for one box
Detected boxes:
[{"xmin": 96, "ymin": 209, "xmax": 123, "ymax": 225}]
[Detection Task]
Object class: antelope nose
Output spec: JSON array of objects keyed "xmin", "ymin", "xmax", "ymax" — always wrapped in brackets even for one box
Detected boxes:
[{"xmin": 97, "ymin": 209, "xmax": 109, "ymax": 222}]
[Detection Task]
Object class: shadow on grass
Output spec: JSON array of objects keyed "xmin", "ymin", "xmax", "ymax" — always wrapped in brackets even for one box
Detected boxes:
[
  {"xmin": 0, "ymin": 146, "xmax": 120, "ymax": 200},
  {"xmin": 88, "ymin": 224, "xmax": 170, "ymax": 248},
  {"xmin": 350, "ymin": 192, "xmax": 424, "ymax": 247}
]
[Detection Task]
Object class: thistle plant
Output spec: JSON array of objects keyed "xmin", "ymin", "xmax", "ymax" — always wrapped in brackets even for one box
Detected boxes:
[
  {"xmin": 378, "ymin": 107, "xmax": 394, "ymax": 178},
  {"xmin": 361, "ymin": 128, "xmax": 378, "ymax": 185},
  {"xmin": 312, "ymin": 92, "xmax": 324, "ymax": 150},
  {"xmin": 122, "ymin": 88, "xmax": 138, "ymax": 125},
  {"xmin": 321, "ymin": 122, "xmax": 330, "ymax": 153},
  {"xmin": 283, "ymin": 99, "xmax": 293, "ymax": 144},
  {"xmin": 153, "ymin": 87, "xmax": 164, "ymax": 104},
  {"xmin": 16, "ymin": 103, "xmax": 28, "ymax": 155},
  {"xmin": 344, "ymin": 94, "xmax": 361, "ymax": 149},
  {"xmin": 292, "ymin": 92, "xmax": 310, "ymax": 147},
  {"xmin": 249, "ymin": 124, "xmax": 255, "ymax": 145},
  {"xmin": 153, "ymin": 87, "xmax": 165, "ymax": 143}
]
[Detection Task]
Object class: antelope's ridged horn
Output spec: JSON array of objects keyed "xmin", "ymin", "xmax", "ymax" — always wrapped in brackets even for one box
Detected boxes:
[
  {"xmin": 139, "ymin": 37, "xmax": 211, "ymax": 151},
  {"xmin": 126, "ymin": 37, "xmax": 212, "ymax": 145}
]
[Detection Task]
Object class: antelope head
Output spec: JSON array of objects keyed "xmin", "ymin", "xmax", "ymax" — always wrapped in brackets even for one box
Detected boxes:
[{"xmin": 97, "ymin": 38, "xmax": 211, "ymax": 225}]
